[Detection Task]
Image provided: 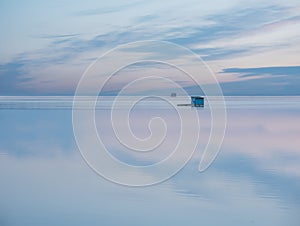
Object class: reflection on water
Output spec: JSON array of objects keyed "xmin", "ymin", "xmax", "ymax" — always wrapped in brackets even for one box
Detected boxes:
[
  {"xmin": 1, "ymin": 96, "xmax": 300, "ymax": 109},
  {"xmin": 0, "ymin": 97, "xmax": 299, "ymax": 226}
]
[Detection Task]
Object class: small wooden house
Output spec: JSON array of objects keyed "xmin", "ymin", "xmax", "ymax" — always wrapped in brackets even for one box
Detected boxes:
[{"xmin": 191, "ymin": 96, "xmax": 204, "ymax": 107}]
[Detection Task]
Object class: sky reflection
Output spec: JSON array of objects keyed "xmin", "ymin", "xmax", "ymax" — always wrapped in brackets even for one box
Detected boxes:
[{"xmin": 0, "ymin": 99, "xmax": 299, "ymax": 225}]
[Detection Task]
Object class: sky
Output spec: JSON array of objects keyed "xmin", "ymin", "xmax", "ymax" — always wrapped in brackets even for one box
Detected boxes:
[{"xmin": 0, "ymin": 0, "xmax": 300, "ymax": 95}]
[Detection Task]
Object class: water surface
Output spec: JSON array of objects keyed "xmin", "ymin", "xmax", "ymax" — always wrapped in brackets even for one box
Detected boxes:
[{"xmin": 0, "ymin": 96, "xmax": 299, "ymax": 226}]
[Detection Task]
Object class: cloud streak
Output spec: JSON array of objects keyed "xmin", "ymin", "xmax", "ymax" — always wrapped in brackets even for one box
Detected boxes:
[{"xmin": 0, "ymin": 1, "xmax": 300, "ymax": 95}]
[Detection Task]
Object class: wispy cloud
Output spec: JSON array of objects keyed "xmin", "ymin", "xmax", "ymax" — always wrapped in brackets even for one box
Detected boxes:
[
  {"xmin": 0, "ymin": 1, "xmax": 300, "ymax": 95},
  {"xmin": 73, "ymin": 1, "xmax": 143, "ymax": 17},
  {"xmin": 222, "ymin": 66, "xmax": 300, "ymax": 78}
]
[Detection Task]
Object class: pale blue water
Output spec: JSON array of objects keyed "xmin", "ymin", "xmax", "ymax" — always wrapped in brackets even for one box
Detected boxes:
[
  {"xmin": 0, "ymin": 96, "xmax": 299, "ymax": 226},
  {"xmin": 1, "ymin": 96, "xmax": 300, "ymax": 109}
]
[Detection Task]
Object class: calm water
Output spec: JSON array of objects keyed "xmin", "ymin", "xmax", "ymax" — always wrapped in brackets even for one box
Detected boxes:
[{"xmin": 0, "ymin": 96, "xmax": 299, "ymax": 226}]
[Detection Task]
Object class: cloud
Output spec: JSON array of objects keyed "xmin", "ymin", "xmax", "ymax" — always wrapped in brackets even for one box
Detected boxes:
[
  {"xmin": 1, "ymin": 1, "xmax": 300, "ymax": 95},
  {"xmin": 222, "ymin": 66, "xmax": 300, "ymax": 78},
  {"xmin": 218, "ymin": 66, "xmax": 300, "ymax": 95},
  {"xmin": 171, "ymin": 5, "xmax": 286, "ymax": 45},
  {"xmin": 0, "ymin": 61, "xmax": 31, "ymax": 95},
  {"xmin": 73, "ymin": 1, "xmax": 143, "ymax": 17}
]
